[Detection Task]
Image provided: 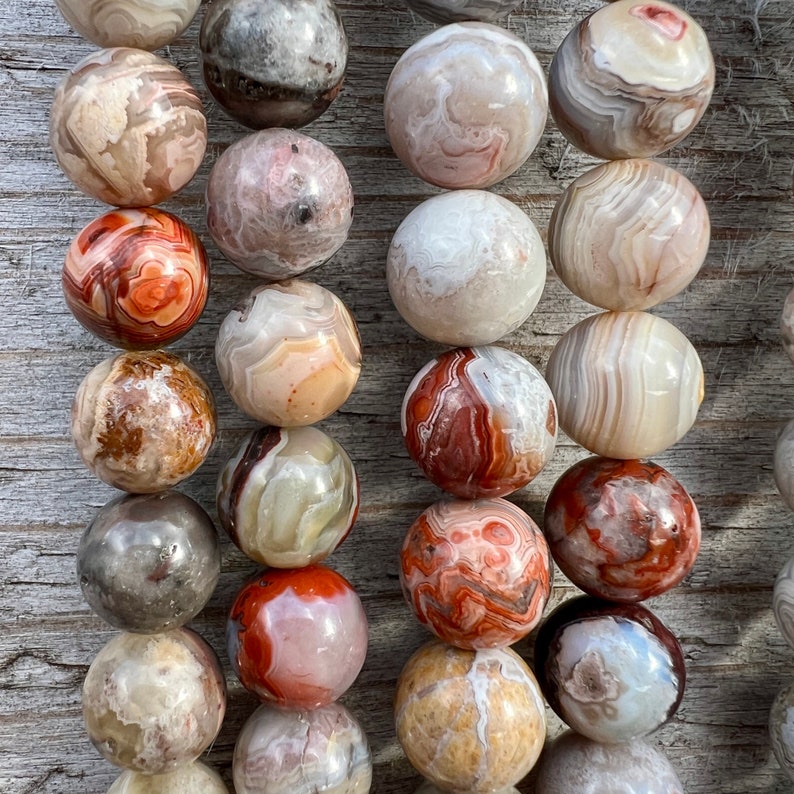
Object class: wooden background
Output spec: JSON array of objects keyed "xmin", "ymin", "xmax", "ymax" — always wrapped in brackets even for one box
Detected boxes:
[{"xmin": 1, "ymin": 0, "xmax": 793, "ymax": 791}]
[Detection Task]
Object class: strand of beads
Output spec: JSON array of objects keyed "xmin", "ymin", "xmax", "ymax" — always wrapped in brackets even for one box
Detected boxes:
[
  {"xmin": 382, "ymin": 17, "xmax": 554, "ymax": 794},
  {"xmin": 769, "ymin": 293, "xmax": 794, "ymax": 780},
  {"xmin": 383, "ymin": 0, "xmax": 715, "ymax": 791},
  {"xmin": 534, "ymin": 1, "xmax": 713, "ymax": 788},
  {"xmin": 194, "ymin": 1, "xmax": 373, "ymax": 791},
  {"xmin": 50, "ymin": 3, "xmax": 231, "ymax": 790}
]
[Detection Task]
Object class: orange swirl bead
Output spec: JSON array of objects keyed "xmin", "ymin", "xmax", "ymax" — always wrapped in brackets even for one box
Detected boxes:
[{"xmin": 63, "ymin": 208, "xmax": 209, "ymax": 349}]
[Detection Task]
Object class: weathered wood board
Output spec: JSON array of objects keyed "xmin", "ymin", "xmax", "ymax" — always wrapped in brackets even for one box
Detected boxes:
[{"xmin": 1, "ymin": 0, "xmax": 793, "ymax": 791}]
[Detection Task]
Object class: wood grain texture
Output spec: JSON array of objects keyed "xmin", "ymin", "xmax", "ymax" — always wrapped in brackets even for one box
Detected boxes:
[{"xmin": 1, "ymin": 0, "xmax": 793, "ymax": 791}]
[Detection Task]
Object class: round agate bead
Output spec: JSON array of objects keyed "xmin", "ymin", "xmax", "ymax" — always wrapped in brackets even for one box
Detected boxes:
[
  {"xmin": 774, "ymin": 418, "xmax": 794, "ymax": 510},
  {"xmin": 544, "ymin": 457, "xmax": 701, "ymax": 603},
  {"xmin": 206, "ymin": 129, "xmax": 354, "ymax": 281},
  {"xmin": 549, "ymin": 0, "xmax": 715, "ymax": 159},
  {"xmin": 227, "ymin": 566, "xmax": 368, "ymax": 708},
  {"xmin": 395, "ymin": 640, "xmax": 546, "ymax": 793},
  {"xmin": 78, "ymin": 491, "xmax": 220, "ymax": 633},
  {"xmin": 770, "ymin": 680, "xmax": 794, "ymax": 782},
  {"xmin": 55, "ymin": 0, "xmax": 201, "ymax": 50},
  {"xmin": 549, "ymin": 159, "xmax": 710, "ymax": 311},
  {"xmin": 108, "ymin": 762, "xmax": 229, "ymax": 793},
  {"xmin": 50, "ymin": 48, "xmax": 206, "ymax": 207},
  {"xmin": 82, "ymin": 629, "xmax": 226, "ymax": 773},
  {"xmin": 401, "ymin": 346, "xmax": 557, "ymax": 499},
  {"xmin": 384, "ymin": 22, "xmax": 547, "ymax": 189},
  {"xmin": 545, "ymin": 311, "xmax": 703, "ymax": 459},
  {"xmin": 387, "ymin": 190, "xmax": 546, "ymax": 345},
  {"xmin": 199, "ymin": 0, "xmax": 348, "ymax": 129},
  {"xmin": 217, "ymin": 426, "xmax": 359, "ymax": 568},
  {"xmin": 63, "ymin": 208, "xmax": 209, "ymax": 349},
  {"xmin": 233, "ymin": 703, "xmax": 372, "ymax": 794},
  {"xmin": 534, "ymin": 731, "xmax": 684, "ymax": 793},
  {"xmin": 773, "ymin": 554, "xmax": 794, "ymax": 650},
  {"xmin": 535, "ymin": 597, "xmax": 686, "ymax": 743},
  {"xmin": 781, "ymin": 286, "xmax": 794, "ymax": 363},
  {"xmin": 216, "ymin": 280, "xmax": 361, "ymax": 427},
  {"xmin": 72, "ymin": 350, "xmax": 216, "ymax": 493},
  {"xmin": 400, "ymin": 498, "xmax": 551, "ymax": 649}
]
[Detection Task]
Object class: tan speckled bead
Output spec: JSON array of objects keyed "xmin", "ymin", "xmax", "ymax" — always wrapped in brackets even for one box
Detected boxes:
[
  {"xmin": 545, "ymin": 311, "xmax": 704, "ymax": 459},
  {"xmin": 49, "ymin": 48, "xmax": 207, "ymax": 207},
  {"xmin": 394, "ymin": 641, "xmax": 546, "ymax": 792}
]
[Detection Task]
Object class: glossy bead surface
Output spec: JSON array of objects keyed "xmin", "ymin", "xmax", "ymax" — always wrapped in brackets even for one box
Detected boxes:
[
  {"xmin": 549, "ymin": 159, "xmax": 710, "ymax": 311},
  {"xmin": 63, "ymin": 208, "xmax": 208, "ymax": 349},
  {"xmin": 402, "ymin": 346, "xmax": 557, "ymax": 498},
  {"xmin": 404, "ymin": 0, "xmax": 520, "ymax": 24},
  {"xmin": 72, "ymin": 351, "xmax": 216, "ymax": 493},
  {"xmin": 77, "ymin": 491, "xmax": 220, "ymax": 633},
  {"xmin": 216, "ymin": 280, "xmax": 361, "ymax": 427},
  {"xmin": 384, "ymin": 22, "xmax": 547, "ymax": 189},
  {"xmin": 233, "ymin": 703, "xmax": 372, "ymax": 794},
  {"xmin": 545, "ymin": 311, "xmax": 703, "ymax": 459},
  {"xmin": 50, "ymin": 48, "xmax": 206, "ymax": 207},
  {"xmin": 108, "ymin": 762, "xmax": 229, "ymax": 793},
  {"xmin": 199, "ymin": 0, "xmax": 347, "ymax": 129},
  {"xmin": 387, "ymin": 190, "xmax": 546, "ymax": 345},
  {"xmin": 774, "ymin": 418, "xmax": 794, "ymax": 510},
  {"xmin": 535, "ymin": 597, "xmax": 686, "ymax": 743},
  {"xmin": 217, "ymin": 426, "xmax": 359, "ymax": 568},
  {"xmin": 770, "ymin": 680, "xmax": 794, "ymax": 782},
  {"xmin": 400, "ymin": 498, "xmax": 551, "ymax": 649},
  {"xmin": 206, "ymin": 129, "xmax": 353, "ymax": 281},
  {"xmin": 549, "ymin": 0, "xmax": 715, "ymax": 159},
  {"xmin": 773, "ymin": 554, "xmax": 794, "ymax": 650},
  {"xmin": 395, "ymin": 640, "xmax": 546, "ymax": 793},
  {"xmin": 534, "ymin": 731, "xmax": 684, "ymax": 793},
  {"xmin": 82, "ymin": 629, "xmax": 226, "ymax": 773},
  {"xmin": 227, "ymin": 566, "xmax": 368, "ymax": 708},
  {"xmin": 781, "ymin": 286, "xmax": 794, "ymax": 363},
  {"xmin": 544, "ymin": 457, "xmax": 701, "ymax": 603},
  {"xmin": 55, "ymin": 0, "xmax": 201, "ymax": 50}
]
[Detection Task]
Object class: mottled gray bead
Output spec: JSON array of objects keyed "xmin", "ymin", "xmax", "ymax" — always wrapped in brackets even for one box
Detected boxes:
[
  {"xmin": 77, "ymin": 491, "xmax": 221, "ymax": 633},
  {"xmin": 199, "ymin": 0, "xmax": 348, "ymax": 129}
]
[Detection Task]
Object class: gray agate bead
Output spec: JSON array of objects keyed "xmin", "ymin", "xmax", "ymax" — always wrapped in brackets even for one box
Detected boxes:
[
  {"xmin": 77, "ymin": 491, "xmax": 221, "ymax": 633},
  {"xmin": 199, "ymin": 0, "xmax": 348, "ymax": 129}
]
